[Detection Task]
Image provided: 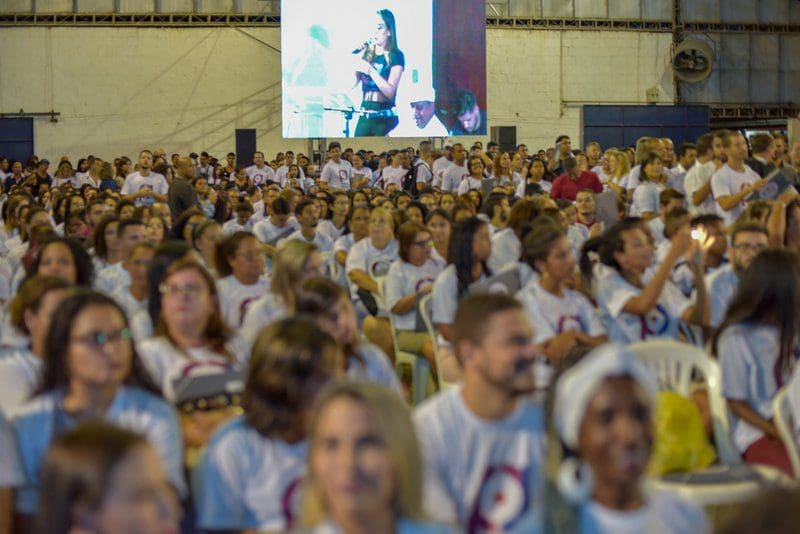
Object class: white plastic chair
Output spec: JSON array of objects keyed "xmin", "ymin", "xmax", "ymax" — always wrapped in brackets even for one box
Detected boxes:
[
  {"xmin": 772, "ymin": 387, "xmax": 800, "ymax": 479},
  {"xmin": 377, "ymin": 277, "xmax": 432, "ymax": 406},
  {"xmin": 419, "ymin": 293, "xmax": 457, "ymax": 391},
  {"xmin": 628, "ymin": 339, "xmax": 790, "ymax": 506}
]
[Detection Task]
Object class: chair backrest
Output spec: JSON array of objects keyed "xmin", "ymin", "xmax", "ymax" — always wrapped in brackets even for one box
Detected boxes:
[
  {"xmin": 772, "ymin": 387, "xmax": 800, "ymax": 478},
  {"xmin": 419, "ymin": 293, "xmax": 456, "ymax": 391},
  {"xmin": 627, "ymin": 338, "xmax": 740, "ymax": 466}
]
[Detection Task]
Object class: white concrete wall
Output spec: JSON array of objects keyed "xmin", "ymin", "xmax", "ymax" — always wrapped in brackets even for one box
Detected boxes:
[{"xmin": 0, "ymin": 26, "xmax": 674, "ymax": 162}]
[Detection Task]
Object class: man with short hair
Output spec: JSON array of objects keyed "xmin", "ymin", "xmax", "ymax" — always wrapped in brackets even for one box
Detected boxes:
[
  {"xmin": 440, "ymin": 144, "xmax": 468, "ymax": 193},
  {"xmin": 414, "ymin": 293, "xmax": 544, "ymax": 531},
  {"xmin": 168, "ymin": 157, "xmax": 200, "ymax": 220},
  {"xmin": 319, "ymin": 142, "xmax": 353, "ymax": 191},
  {"xmin": 121, "ymin": 150, "xmax": 169, "ymax": 206},
  {"xmin": 252, "ymin": 197, "xmax": 299, "ymax": 254},
  {"xmin": 246, "ymin": 151, "xmax": 276, "ymax": 186},
  {"xmin": 648, "ymin": 189, "xmax": 686, "ymax": 247},
  {"xmin": 432, "ymin": 145, "xmax": 453, "ymax": 187},
  {"xmin": 574, "ymin": 189, "xmax": 598, "ymax": 239},
  {"xmin": 486, "ymin": 141, "xmax": 500, "ymax": 160},
  {"xmin": 585, "ymin": 141, "xmax": 602, "ymax": 170},
  {"xmin": 684, "ymin": 133, "xmax": 720, "ymax": 215},
  {"xmin": 667, "ymin": 142, "xmax": 698, "ymax": 193},
  {"xmin": 785, "ymin": 139, "xmax": 800, "ymax": 186},
  {"xmin": 95, "ymin": 218, "xmax": 147, "ymax": 294},
  {"xmin": 75, "ymin": 158, "xmax": 103, "ymax": 189},
  {"xmin": 548, "ymin": 135, "xmax": 575, "ymax": 175},
  {"xmin": 772, "ymin": 133, "xmax": 789, "ymax": 167},
  {"xmin": 705, "ymin": 222, "xmax": 769, "ymax": 327},
  {"xmin": 451, "ymin": 89, "xmax": 486, "ymax": 136},
  {"xmin": 550, "ymin": 156, "xmax": 603, "ymax": 201},
  {"xmin": 197, "ymin": 151, "xmax": 214, "ymax": 181},
  {"xmin": 85, "ymin": 199, "xmax": 108, "ymax": 231},
  {"xmin": 277, "ymin": 197, "xmax": 333, "ymax": 252},
  {"xmin": 745, "ymin": 133, "xmax": 776, "ymax": 178},
  {"xmin": 660, "ymin": 137, "xmax": 676, "ymax": 168},
  {"xmin": 711, "ymin": 131, "xmax": 766, "ymax": 226}
]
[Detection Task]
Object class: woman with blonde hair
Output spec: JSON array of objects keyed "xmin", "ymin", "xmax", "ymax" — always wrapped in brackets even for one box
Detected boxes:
[
  {"xmin": 240, "ymin": 239, "xmax": 326, "ymax": 347},
  {"xmin": 298, "ymin": 381, "xmax": 452, "ymax": 533}
]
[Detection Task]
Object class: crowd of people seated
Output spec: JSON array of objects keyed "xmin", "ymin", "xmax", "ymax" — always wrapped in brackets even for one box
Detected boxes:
[{"xmin": 0, "ymin": 130, "xmax": 798, "ymax": 533}]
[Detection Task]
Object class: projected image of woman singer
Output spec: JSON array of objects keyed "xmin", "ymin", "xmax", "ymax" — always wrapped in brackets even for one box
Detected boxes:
[{"xmin": 353, "ymin": 8, "xmax": 405, "ymax": 136}]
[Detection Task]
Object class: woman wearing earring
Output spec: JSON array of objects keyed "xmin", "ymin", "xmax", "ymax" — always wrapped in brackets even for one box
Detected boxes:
[
  {"xmin": 532, "ymin": 344, "xmax": 707, "ymax": 533},
  {"xmin": 354, "ymin": 9, "xmax": 404, "ymax": 137}
]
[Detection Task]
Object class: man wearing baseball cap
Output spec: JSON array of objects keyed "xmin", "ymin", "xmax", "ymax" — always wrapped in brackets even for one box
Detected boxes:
[{"xmin": 390, "ymin": 84, "xmax": 448, "ymax": 137}]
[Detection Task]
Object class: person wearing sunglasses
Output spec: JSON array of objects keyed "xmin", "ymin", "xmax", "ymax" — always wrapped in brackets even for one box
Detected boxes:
[{"xmin": 8, "ymin": 290, "xmax": 184, "ymax": 531}]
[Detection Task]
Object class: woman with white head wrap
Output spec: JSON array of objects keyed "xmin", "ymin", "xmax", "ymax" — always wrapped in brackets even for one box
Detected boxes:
[{"xmin": 519, "ymin": 343, "xmax": 708, "ymax": 533}]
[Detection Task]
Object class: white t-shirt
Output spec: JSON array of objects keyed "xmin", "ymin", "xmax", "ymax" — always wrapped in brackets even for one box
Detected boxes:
[
  {"xmin": 515, "ymin": 178, "xmax": 551, "ymax": 198},
  {"xmin": 320, "ymin": 159, "xmax": 354, "ymax": 190},
  {"xmin": 596, "ymin": 270, "xmax": 691, "ymax": 344},
  {"xmin": 277, "ymin": 229, "xmax": 334, "ymax": 253},
  {"xmin": 222, "ymin": 219, "xmax": 255, "ymax": 236},
  {"xmin": 239, "ymin": 291, "xmax": 288, "ymax": 349},
  {"xmin": 317, "ymin": 219, "xmax": 347, "ymax": 243},
  {"xmin": 345, "ymin": 238, "xmax": 399, "ymax": 300},
  {"xmin": 456, "ymin": 176, "xmax": 482, "ymax": 195},
  {"xmin": 582, "ymin": 487, "xmax": 708, "ymax": 534},
  {"xmin": 684, "ymin": 160, "xmax": 717, "ymax": 215},
  {"xmin": 381, "ymin": 165, "xmax": 408, "ymax": 190},
  {"xmin": 137, "ymin": 336, "xmax": 245, "ymax": 402},
  {"xmin": 216, "ymin": 274, "xmax": 271, "ymax": 329},
  {"xmin": 253, "ymin": 217, "xmax": 298, "ymax": 245},
  {"xmin": 432, "ymin": 157, "xmax": 452, "ymax": 186},
  {"xmin": 121, "ymin": 171, "xmax": 168, "ymax": 205},
  {"xmin": 194, "ymin": 416, "xmax": 307, "ymax": 531},
  {"xmin": 245, "ymin": 164, "xmax": 276, "ymax": 186},
  {"xmin": 0, "ymin": 410, "xmax": 24, "ymax": 487},
  {"xmin": 274, "ymin": 164, "xmax": 305, "ymax": 187},
  {"xmin": 384, "ymin": 259, "xmax": 442, "ymax": 331},
  {"xmin": 488, "ymin": 228, "xmax": 520, "ymax": 273},
  {"xmin": 705, "ymin": 263, "xmax": 738, "ymax": 328},
  {"xmin": 719, "ymin": 323, "xmax": 793, "ymax": 452},
  {"xmin": 414, "ymin": 160, "xmax": 434, "ymax": 185},
  {"xmin": 516, "ymin": 279, "xmax": 605, "ymax": 344},
  {"xmin": 710, "ymin": 163, "xmax": 760, "ymax": 226},
  {"xmin": 414, "ymin": 387, "xmax": 546, "ymax": 530},
  {"xmin": 347, "ymin": 343, "xmax": 403, "ymax": 395},
  {"xmin": 94, "ymin": 262, "xmax": 131, "ymax": 296},
  {"xmin": 631, "ymin": 182, "xmax": 664, "ymax": 217},
  {"xmin": 0, "ymin": 348, "xmax": 42, "ymax": 417},
  {"xmin": 441, "ymin": 163, "xmax": 468, "ymax": 192}
]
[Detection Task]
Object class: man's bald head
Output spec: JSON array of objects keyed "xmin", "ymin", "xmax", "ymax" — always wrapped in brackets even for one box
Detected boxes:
[{"xmin": 176, "ymin": 157, "xmax": 195, "ymax": 180}]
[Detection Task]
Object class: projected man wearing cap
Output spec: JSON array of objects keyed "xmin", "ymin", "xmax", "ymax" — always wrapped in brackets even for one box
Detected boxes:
[{"xmin": 390, "ymin": 86, "xmax": 449, "ymax": 138}]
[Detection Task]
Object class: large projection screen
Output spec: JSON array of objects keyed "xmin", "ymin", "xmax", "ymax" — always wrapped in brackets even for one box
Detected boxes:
[{"xmin": 281, "ymin": 0, "xmax": 486, "ymax": 138}]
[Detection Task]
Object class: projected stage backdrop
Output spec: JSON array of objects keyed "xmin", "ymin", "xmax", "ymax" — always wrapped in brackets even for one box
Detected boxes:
[{"xmin": 281, "ymin": 0, "xmax": 486, "ymax": 138}]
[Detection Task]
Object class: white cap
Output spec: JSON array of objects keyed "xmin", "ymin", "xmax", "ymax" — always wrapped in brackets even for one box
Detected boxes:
[
  {"xmin": 407, "ymin": 84, "xmax": 436, "ymax": 104},
  {"xmin": 553, "ymin": 343, "xmax": 657, "ymax": 450}
]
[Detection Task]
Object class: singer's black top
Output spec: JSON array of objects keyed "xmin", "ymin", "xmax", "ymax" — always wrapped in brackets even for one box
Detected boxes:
[{"xmin": 361, "ymin": 49, "xmax": 405, "ymax": 99}]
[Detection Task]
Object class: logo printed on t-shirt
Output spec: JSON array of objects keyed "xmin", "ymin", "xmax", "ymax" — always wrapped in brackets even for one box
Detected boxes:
[
  {"xmin": 468, "ymin": 465, "xmax": 530, "ymax": 534},
  {"xmin": 639, "ymin": 303, "xmax": 669, "ymax": 338}
]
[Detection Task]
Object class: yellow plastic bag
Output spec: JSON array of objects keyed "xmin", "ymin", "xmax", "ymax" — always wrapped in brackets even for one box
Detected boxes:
[{"xmin": 648, "ymin": 391, "xmax": 716, "ymax": 475}]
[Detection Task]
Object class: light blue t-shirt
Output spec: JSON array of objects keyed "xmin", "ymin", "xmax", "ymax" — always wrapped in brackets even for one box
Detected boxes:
[
  {"xmin": 11, "ymin": 386, "xmax": 185, "ymax": 513},
  {"xmin": 596, "ymin": 270, "xmax": 691, "ymax": 344},
  {"xmin": 194, "ymin": 416, "xmax": 307, "ymax": 531}
]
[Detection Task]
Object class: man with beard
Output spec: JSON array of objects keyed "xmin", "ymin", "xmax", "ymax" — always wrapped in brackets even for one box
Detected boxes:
[
  {"xmin": 414, "ymin": 294, "xmax": 545, "ymax": 532},
  {"xmin": 277, "ymin": 197, "xmax": 333, "ymax": 253}
]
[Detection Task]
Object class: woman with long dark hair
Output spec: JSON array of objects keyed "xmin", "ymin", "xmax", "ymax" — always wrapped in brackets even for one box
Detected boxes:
[
  {"xmin": 713, "ymin": 248, "xmax": 800, "ymax": 475},
  {"xmin": 10, "ymin": 290, "xmax": 184, "ymax": 526},
  {"xmin": 353, "ymin": 8, "xmax": 405, "ymax": 136}
]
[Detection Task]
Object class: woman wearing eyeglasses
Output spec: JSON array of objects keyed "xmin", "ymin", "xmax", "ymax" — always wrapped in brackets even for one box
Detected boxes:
[
  {"xmin": 138, "ymin": 259, "xmax": 245, "ymax": 450},
  {"xmin": 8, "ymin": 290, "xmax": 185, "ymax": 529},
  {"xmin": 385, "ymin": 221, "xmax": 442, "ymax": 377}
]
